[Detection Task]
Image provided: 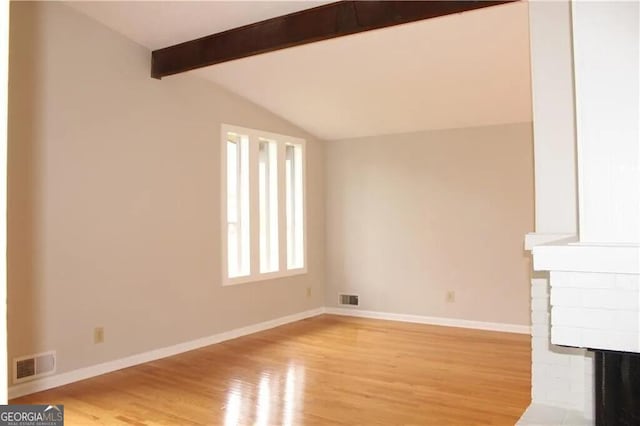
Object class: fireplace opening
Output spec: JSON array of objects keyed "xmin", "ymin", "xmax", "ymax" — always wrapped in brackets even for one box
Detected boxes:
[{"xmin": 594, "ymin": 350, "xmax": 640, "ymax": 426}]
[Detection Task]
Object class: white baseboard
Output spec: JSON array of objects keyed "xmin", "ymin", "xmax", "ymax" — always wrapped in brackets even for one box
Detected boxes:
[
  {"xmin": 325, "ymin": 307, "xmax": 531, "ymax": 334},
  {"xmin": 8, "ymin": 307, "xmax": 325, "ymax": 400},
  {"xmin": 9, "ymin": 305, "xmax": 530, "ymax": 399}
]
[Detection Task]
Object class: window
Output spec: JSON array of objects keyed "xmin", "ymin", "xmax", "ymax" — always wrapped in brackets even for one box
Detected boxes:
[
  {"xmin": 226, "ymin": 133, "xmax": 250, "ymax": 278},
  {"xmin": 285, "ymin": 144, "xmax": 304, "ymax": 269},
  {"xmin": 259, "ymin": 139, "xmax": 278, "ymax": 273},
  {"xmin": 221, "ymin": 124, "xmax": 306, "ymax": 285}
]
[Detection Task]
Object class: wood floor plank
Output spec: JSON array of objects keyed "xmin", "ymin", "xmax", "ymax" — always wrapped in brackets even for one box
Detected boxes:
[{"xmin": 12, "ymin": 314, "xmax": 531, "ymax": 425}]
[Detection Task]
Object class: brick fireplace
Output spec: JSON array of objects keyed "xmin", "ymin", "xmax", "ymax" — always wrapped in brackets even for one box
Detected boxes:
[{"xmin": 518, "ymin": 1, "xmax": 639, "ymax": 425}]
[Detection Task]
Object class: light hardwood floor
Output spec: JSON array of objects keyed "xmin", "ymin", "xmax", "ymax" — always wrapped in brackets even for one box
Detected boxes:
[{"xmin": 12, "ymin": 315, "xmax": 531, "ymax": 425}]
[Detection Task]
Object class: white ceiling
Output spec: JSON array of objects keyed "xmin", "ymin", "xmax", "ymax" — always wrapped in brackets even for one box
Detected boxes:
[
  {"xmin": 67, "ymin": 1, "xmax": 332, "ymax": 50},
  {"xmin": 66, "ymin": 1, "xmax": 532, "ymax": 141}
]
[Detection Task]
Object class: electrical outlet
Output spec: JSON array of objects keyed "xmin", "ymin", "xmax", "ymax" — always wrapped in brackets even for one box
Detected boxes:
[
  {"xmin": 306, "ymin": 287, "xmax": 312, "ymax": 298},
  {"xmin": 94, "ymin": 327, "xmax": 104, "ymax": 344},
  {"xmin": 446, "ymin": 291, "xmax": 455, "ymax": 303}
]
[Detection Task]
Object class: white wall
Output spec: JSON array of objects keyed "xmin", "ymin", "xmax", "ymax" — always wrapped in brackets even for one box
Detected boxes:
[
  {"xmin": 324, "ymin": 123, "xmax": 534, "ymax": 326},
  {"xmin": 7, "ymin": 1, "xmax": 325, "ymax": 383}
]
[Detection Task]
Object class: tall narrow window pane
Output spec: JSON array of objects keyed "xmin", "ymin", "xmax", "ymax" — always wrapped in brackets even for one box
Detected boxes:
[
  {"xmin": 227, "ymin": 133, "xmax": 250, "ymax": 278},
  {"xmin": 259, "ymin": 139, "xmax": 279, "ymax": 273},
  {"xmin": 286, "ymin": 144, "xmax": 304, "ymax": 269}
]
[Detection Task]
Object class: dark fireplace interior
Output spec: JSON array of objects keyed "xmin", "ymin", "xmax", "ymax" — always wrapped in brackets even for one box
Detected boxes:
[{"xmin": 594, "ymin": 350, "xmax": 640, "ymax": 426}]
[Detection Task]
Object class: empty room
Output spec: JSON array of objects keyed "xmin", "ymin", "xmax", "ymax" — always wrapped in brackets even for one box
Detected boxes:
[{"xmin": 2, "ymin": 1, "xmax": 638, "ymax": 425}]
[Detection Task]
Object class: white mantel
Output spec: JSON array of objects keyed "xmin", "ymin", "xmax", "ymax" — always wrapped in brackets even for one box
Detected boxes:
[{"xmin": 533, "ymin": 242, "xmax": 640, "ymax": 275}]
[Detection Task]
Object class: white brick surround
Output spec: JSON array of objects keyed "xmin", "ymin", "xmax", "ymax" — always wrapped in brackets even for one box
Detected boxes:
[
  {"xmin": 524, "ymin": 270, "xmax": 640, "ymax": 424},
  {"xmin": 529, "ymin": 277, "xmax": 594, "ymax": 418},
  {"xmin": 549, "ymin": 272, "xmax": 640, "ymax": 353}
]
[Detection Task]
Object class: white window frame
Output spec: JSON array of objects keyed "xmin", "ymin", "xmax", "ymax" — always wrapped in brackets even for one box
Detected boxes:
[{"xmin": 221, "ymin": 124, "xmax": 307, "ymax": 286}]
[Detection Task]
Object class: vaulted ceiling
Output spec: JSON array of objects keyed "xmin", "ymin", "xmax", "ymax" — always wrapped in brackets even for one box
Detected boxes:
[{"xmin": 66, "ymin": 1, "xmax": 532, "ymax": 140}]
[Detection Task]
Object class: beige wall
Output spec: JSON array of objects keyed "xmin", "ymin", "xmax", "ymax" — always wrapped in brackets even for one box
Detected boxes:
[
  {"xmin": 325, "ymin": 123, "xmax": 534, "ymax": 325},
  {"xmin": 7, "ymin": 2, "xmax": 325, "ymax": 379},
  {"xmin": 0, "ymin": 0, "xmax": 8, "ymax": 404}
]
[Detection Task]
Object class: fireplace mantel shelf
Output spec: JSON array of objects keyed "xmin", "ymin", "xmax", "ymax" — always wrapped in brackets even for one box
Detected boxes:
[
  {"xmin": 526, "ymin": 233, "xmax": 639, "ymax": 275},
  {"xmin": 533, "ymin": 241, "xmax": 639, "ymax": 275}
]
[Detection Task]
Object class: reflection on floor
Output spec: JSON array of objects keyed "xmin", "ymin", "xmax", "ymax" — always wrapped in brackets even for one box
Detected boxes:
[{"xmin": 12, "ymin": 314, "xmax": 531, "ymax": 425}]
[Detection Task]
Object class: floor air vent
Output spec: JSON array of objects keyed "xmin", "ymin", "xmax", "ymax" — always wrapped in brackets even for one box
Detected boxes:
[
  {"xmin": 14, "ymin": 351, "xmax": 56, "ymax": 384},
  {"xmin": 339, "ymin": 294, "xmax": 359, "ymax": 307}
]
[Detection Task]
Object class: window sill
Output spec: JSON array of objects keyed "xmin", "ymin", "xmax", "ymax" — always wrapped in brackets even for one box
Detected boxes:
[{"xmin": 222, "ymin": 268, "xmax": 307, "ymax": 286}]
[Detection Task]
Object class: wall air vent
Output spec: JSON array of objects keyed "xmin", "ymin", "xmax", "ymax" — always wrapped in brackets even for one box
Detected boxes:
[
  {"xmin": 339, "ymin": 294, "xmax": 359, "ymax": 307},
  {"xmin": 14, "ymin": 351, "xmax": 56, "ymax": 384}
]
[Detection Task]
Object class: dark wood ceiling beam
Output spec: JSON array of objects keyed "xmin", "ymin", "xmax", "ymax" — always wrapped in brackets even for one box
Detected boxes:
[{"xmin": 151, "ymin": 1, "xmax": 514, "ymax": 79}]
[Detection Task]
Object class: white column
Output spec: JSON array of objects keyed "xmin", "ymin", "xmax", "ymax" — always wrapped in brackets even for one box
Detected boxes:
[
  {"xmin": 528, "ymin": 0, "xmax": 578, "ymax": 236},
  {"xmin": 524, "ymin": 1, "xmax": 591, "ymax": 420}
]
